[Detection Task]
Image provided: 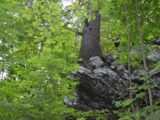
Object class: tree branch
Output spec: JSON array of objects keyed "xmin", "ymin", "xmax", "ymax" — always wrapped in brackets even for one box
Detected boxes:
[{"xmin": 64, "ymin": 26, "xmax": 83, "ymax": 35}]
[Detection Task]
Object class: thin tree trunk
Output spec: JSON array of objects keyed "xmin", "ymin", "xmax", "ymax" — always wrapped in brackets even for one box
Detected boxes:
[
  {"xmin": 74, "ymin": 17, "xmax": 81, "ymax": 46},
  {"xmin": 124, "ymin": 2, "xmax": 135, "ymax": 112},
  {"xmin": 136, "ymin": 0, "xmax": 153, "ymax": 107}
]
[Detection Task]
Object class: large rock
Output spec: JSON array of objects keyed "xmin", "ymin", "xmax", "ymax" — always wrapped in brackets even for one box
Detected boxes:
[
  {"xmin": 147, "ymin": 46, "xmax": 160, "ymax": 62},
  {"xmin": 71, "ymin": 54, "xmax": 160, "ymax": 112},
  {"xmin": 72, "ymin": 55, "xmax": 129, "ymax": 110},
  {"xmin": 152, "ymin": 38, "xmax": 160, "ymax": 45}
]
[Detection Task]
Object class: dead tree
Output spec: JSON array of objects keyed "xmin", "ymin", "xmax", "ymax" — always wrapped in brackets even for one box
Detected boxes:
[{"xmin": 79, "ymin": 12, "xmax": 102, "ymax": 61}]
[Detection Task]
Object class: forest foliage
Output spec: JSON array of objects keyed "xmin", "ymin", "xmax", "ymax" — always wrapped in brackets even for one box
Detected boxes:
[{"xmin": 0, "ymin": 0, "xmax": 160, "ymax": 120}]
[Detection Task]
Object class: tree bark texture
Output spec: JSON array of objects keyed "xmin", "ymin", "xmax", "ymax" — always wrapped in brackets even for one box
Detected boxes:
[{"xmin": 80, "ymin": 13, "xmax": 102, "ymax": 61}]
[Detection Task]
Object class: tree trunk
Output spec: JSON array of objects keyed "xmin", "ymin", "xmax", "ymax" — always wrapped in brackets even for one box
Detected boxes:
[
  {"xmin": 136, "ymin": 0, "xmax": 153, "ymax": 107},
  {"xmin": 79, "ymin": 12, "xmax": 102, "ymax": 61}
]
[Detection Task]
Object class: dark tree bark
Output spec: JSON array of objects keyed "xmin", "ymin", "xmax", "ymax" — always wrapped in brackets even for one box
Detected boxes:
[{"xmin": 79, "ymin": 12, "xmax": 102, "ymax": 61}]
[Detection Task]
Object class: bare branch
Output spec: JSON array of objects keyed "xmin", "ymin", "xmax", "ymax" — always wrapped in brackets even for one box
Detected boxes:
[{"xmin": 64, "ymin": 26, "xmax": 83, "ymax": 35}]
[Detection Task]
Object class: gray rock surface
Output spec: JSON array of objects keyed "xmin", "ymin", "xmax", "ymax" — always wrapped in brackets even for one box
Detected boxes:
[
  {"xmin": 147, "ymin": 46, "xmax": 160, "ymax": 62},
  {"xmin": 78, "ymin": 66, "xmax": 92, "ymax": 74},
  {"xmin": 152, "ymin": 38, "xmax": 160, "ymax": 45},
  {"xmin": 71, "ymin": 54, "xmax": 160, "ymax": 111},
  {"xmin": 89, "ymin": 56, "xmax": 104, "ymax": 68}
]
